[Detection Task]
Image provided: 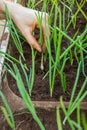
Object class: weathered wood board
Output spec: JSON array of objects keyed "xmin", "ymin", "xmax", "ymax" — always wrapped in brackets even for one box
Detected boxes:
[{"xmin": 0, "ymin": 20, "xmax": 9, "ymax": 88}]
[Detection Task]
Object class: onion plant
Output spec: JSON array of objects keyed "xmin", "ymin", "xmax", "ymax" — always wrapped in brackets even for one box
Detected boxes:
[
  {"xmin": 60, "ymin": 62, "xmax": 87, "ymax": 129},
  {"xmin": 0, "ymin": 91, "xmax": 15, "ymax": 130},
  {"xmin": 82, "ymin": 113, "xmax": 87, "ymax": 130},
  {"xmin": 27, "ymin": 0, "xmax": 36, "ymax": 9},
  {"xmin": 51, "ymin": 6, "xmax": 66, "ymax": 95},
  {"xmin": 5, "ymin": 61, "xmax": 45, "ymax": 130},
  {"xmin": 19, "ymin": 47, "xmax": 35, "ymax": 95},
  {"xmin": 30, "ymin": 0, "xmax": 87, "ymax": 97},
  {"xmin": 56, "ymin": 107, "xmax": 62, "ymax": 130},
  {"xmin": 76, "ymin": 1, "xmax": 87, "ymax": 20},
  {"xmin": 0, "ymin": 0, "xmax": 87, "ymax": 129},
  {"xmin": 29, "ymin": 47, "xmax": 35, "ymax": 94},
  {"xmin": 0, "ymin": 50, "xmax": 44, "ymax": 130},
  {"xmin": 77, "ymin": 105, "xmax": 81, "ymax": 130}
]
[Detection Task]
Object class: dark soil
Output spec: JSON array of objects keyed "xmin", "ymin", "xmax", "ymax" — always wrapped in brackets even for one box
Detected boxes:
[
  {"xmin": 1, "ymin": 106, "xmax": 85, "ymax": 130},
  {"xmin": 7, "ymin": 42, "xmax": 87, "ymax": 102},
  {"xmin": 0, "ymin": 1, "xmax": 87, "ymax": 130}
]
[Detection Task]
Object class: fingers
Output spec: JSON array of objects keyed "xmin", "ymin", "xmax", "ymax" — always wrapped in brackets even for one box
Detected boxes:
[
  {"xmin": 25, "ymin": 31, "xmax": 42, "ymax": 52},
  {"xmin": 20, "ymin": 25, "xmax": 42, "ymax": 52},
  {"xmin": 27, "ymin": 33, "xmax": 42, "ymax": 52}
]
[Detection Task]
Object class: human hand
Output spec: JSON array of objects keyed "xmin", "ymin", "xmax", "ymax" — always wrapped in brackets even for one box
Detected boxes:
[{"xmin": 5, "ymin": 1, "xmax": 50, "ymax": 52}]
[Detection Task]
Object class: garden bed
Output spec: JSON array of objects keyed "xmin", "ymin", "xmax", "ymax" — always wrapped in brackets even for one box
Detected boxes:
[
  {"xmin": 7, "ymin": 41, "xmax": 87, "ymax": 103},
  {"xmin": 0, "ymin": 1, "xmax": 87, "ymax": 130}
]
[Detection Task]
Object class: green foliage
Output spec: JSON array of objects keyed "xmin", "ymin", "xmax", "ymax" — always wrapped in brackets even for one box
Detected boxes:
[
  {"xmin": 56, "ymin": 107, "xmax": 63, "ymax": 130},
  {"xmin": 6, "ymin": 61, "xmax": 45, "ymax": 130},
  {"xmin": 0, "ymin": 91, "xmax": 15, "ymax": 130},
  {"xmin": 1, "ymin": 0, "xmax": 87, "ymax": 129},
  {"xmin": 60, "ymin": 62, "xmax": 87, "ymax": 129},
  {"xmin": 82, "ymin": 113, "xmax": 87, "ymax": 130}
]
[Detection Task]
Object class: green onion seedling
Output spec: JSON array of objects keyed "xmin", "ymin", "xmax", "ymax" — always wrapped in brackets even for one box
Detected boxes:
[{"xmin": 40, "ymin": 53, "xmax": 44, "ymax": 70}]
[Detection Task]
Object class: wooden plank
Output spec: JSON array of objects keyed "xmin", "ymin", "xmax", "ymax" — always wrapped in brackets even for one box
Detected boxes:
[
  {"xmin": 0, "ymin": 20, "xmax": 9, "ymax": 88},
  {"xmin": 33, "ymin": 101, "xmax": 87, "ymax": 110},
  {"xmin": 0, "ymin": 20, "xmax": 5, "ymax": 38},
  {"xmin": 0, "ymin": 0, "xmax": 16, "ymax": 88},
  {"xmin": 2, "ymin": 75, "xmax": 87, "ymax": 112}
]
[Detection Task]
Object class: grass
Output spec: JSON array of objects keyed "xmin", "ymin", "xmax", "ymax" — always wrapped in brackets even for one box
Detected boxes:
[{"xmin": 0, "ymin": 0, "xmax": 87, "ymax": 130}]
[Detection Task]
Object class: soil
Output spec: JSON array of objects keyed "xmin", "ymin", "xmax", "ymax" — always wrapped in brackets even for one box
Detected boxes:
[
  {"xmin": 6, "ymin": 43, "xmax": 87, "ymax": 102},
  {"xmin": 1, "ymin": 107, "xmax": 85, "ymax": 130},
  {"xmin": 0, "ymin": 1, "xmax": 87, "ymax": 130}
]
